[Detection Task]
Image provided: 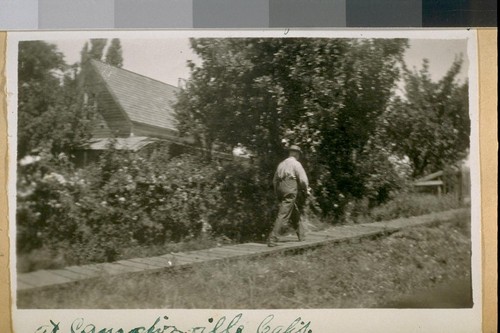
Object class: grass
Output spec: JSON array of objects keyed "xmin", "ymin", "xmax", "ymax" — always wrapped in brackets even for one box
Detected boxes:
[
  {"xmin": 17, "ymin": 210, "xmax": 472, "ymax": 309},
  {"xmin": 369, "ymin": 193, "xmax": 464, "ymax": 221}
]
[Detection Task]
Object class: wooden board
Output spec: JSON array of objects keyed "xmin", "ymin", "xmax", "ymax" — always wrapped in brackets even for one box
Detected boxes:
[
  {"xmin": 206, "ymin": 248, "xmax": 248, "ymax": 258},
  {"xmin": 94, "ymin": 263, "xmax": 144, "ymax": 275},
  {"xmin": 162, "ymin": 253, "xmax": 209, "ymax": 264},
  {"xmin": 187, "ymin": 250, "xmax": 231, "ymax": 260},
  {"xmin": 49, "ymin": 269, "xmax": 92, "ymax": 282},
  {"xmin": 215, "ymin": 245, "xmax": 257, "ymax": 254},
  {"xmin": 17, "ymin": 270, "xmax": 74, "ymax": 289},
  {"xmin": 65, "ymin": 265, "xmax": 105, "ymax": 277},
  {"xmin": 127, "ymin": 257, "xmax": 172, "ymax": 268}
]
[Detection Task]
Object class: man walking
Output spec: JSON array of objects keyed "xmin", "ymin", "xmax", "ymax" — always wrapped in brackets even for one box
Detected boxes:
[{"xmin": 268, "ymin": 145, "xmax": 310, "ymax": 247}]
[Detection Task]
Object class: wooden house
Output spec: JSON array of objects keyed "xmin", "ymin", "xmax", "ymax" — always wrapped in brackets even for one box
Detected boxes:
[
  {"xmin": 85, "ymin": 59, "xmax": 188, "ymax": 140},
  {"xmin": 75, "ymin": 60, "xmax": 196, "ymax": 165}
]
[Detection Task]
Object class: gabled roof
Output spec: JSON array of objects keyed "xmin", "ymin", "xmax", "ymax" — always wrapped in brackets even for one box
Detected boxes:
[{"xmin": 90, "ymin": 59, "xmax": 179, "ymax": 132}]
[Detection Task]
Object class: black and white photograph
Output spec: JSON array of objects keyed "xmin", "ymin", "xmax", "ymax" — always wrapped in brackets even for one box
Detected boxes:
[{"xmin": 7, "ymin": 30, "xmax": 480, "ymax": 332}]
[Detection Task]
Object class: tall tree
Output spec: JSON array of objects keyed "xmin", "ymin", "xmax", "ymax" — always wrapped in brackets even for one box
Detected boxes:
[
  {"xmin": 18, "ymin": 41, "xmax": 94, "ymax": 159},
  {"xmin": 18, "ymin": 41, "xmax": 65, "ymax": 158},
  {"xmin": 175, "ymin": 38, "xmax": 408, "ymax": 216},
  {"xmin": 89, "ymin": 39, "xmax": 108, "ymax": 61},
  {"xmin": 384, "ymin": 58, "xmax": 469, "ymax": 178},
  {"xmin": 79, "ymin": 39, "xmax": 108, "ymax": 64},
  {"xmin": 80, "ymin": 41, "xmax": 90, "ymax": 64},
  {"xmin": 105, "ymin": 38, "xmax": 124, "ymax": 68}
]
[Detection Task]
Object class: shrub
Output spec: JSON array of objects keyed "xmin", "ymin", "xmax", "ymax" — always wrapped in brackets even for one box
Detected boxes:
[
  {"xmin": 16, "ymin": 148, "xmax": 220, "ymax": 265},
  {"xmin": 16, "ymin": 153, "xmax": 85, "ymax": 254},
  {"xmin": 208, "ymin": 161, "xmax": 276, "ymax": 242}
]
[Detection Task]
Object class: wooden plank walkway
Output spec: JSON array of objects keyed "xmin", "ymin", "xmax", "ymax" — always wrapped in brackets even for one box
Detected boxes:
[{"xmin": 16, "ymin": 208, "xmax": 467, "ymax": 292}]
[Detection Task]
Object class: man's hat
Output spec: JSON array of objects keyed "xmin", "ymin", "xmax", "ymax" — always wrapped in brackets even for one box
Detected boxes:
[{"xmin": 287, "ymin": 145, "xmax": 302, "ymax": 153}]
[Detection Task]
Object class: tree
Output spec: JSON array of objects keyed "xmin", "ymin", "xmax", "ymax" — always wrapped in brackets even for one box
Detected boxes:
[
  {"xmin": 80, "ymin": 42, "xmax": 90, "ymax": 64},
  {"xmin": 78, "ymin": 39, "xmax": 109, "ymax": 65},
  {"xmin": 18, "ymin": 41, "xmax": 65, "ymax": 158},
  {"xmin": 89, "ymin": 39, "xmax": 107, "ymax": 61},
  {"xmin": 105, "ymin": 38, "xmax": 124, "ymax": 68},
  {"xmin": 384, "ymin": 58, "xmax": 469, "ymax": 178},
  {"xmin": 17, "ymin": 41, "xmax": 94, "ymax": 160},
  {"xmin": 175, "ymin": 38, "xmax": 408, "ymax": 217}
]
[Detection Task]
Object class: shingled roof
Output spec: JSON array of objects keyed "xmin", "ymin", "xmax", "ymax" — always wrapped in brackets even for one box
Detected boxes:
[{"xmin": 90, "ymin": 59, "xmax": 179, "ymax": 132}]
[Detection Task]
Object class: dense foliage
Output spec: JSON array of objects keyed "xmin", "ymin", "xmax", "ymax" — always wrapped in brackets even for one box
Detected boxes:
[
  {"xmin": 18, "ymin": 145, "xmax": 285, "ymax": 265},
  {"xmin": 384, "ymin": 58, "xmax": 469, "ymax": 177},
  {"xmin": 17, "ymin": 148, "xmax": 219, "ymax": 262},
  {"xmin": 176, "ymin": 38, "xmax": 470, "ymax": 217},
  {"xmin": 17, "ymin": 41, "xmax": 93, "ymax": 159},
  {"xmin": 176, "ymin": 38, "xmax": 410, "ymax": 217},
  {"xmin": 210, "ymin": 161, "xmax": 277, "ymax": 242}
]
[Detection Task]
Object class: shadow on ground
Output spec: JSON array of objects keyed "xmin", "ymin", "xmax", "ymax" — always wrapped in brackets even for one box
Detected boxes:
[{"xmin": 381, "ymin": 278, "xmax": 473, "ymax": 308}]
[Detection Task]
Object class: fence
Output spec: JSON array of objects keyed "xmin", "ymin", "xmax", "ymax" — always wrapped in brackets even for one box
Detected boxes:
[{"xmin": 413, "ymin": 166, "xmax": 470, "ymax": 204}]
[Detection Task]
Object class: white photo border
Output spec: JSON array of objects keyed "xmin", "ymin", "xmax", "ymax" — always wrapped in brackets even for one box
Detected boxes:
[{"xmin": 7, "ymin": 29, "xmax": 481, "ymax": 333}]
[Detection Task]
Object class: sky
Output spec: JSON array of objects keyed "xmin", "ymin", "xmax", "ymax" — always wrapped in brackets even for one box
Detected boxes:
[
  {"xmin": 52, "ymin": 38, "xmax": 198, "ymax": 87},
  {"xmin": 405, "ymin": 38, "xmax": 469, "ymax": 81},
  {"xmin": 51, "ymin": 37, "xmax": 469, "ymax": 88}
]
